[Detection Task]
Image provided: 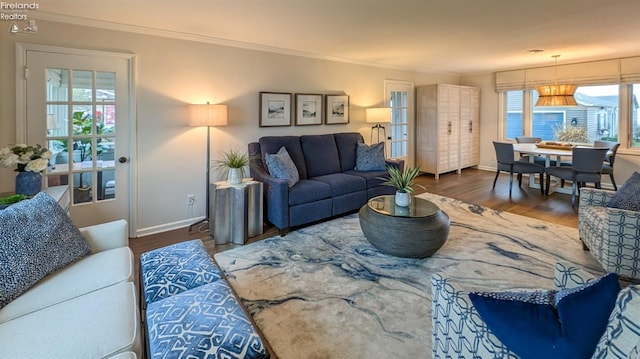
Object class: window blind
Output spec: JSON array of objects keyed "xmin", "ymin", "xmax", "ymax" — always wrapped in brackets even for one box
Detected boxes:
[{"xmin": 496, "ymin": 56, "xmax": 640, "ymax": 91}]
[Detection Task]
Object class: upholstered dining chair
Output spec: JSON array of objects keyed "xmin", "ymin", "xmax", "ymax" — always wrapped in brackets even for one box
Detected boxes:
[
  {"xmin": 515, "ymin": 136, "xmax": 557, "ymax": 166},
  {"xmin": 594, "ymin": 140, "xmax": 620, "ymax": 190},
  {"xmin": 492, "ymin": 141, "xmax": 546, "ymax": 196},
  {"xmin": 545, "ymin": 147, "xmax": 609, "ymax": 206}
]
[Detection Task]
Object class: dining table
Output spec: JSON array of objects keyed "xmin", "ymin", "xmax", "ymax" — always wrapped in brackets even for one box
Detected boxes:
[{"xmin": 512, "ymin": 142, "xmax": 609, "ymax": 194}]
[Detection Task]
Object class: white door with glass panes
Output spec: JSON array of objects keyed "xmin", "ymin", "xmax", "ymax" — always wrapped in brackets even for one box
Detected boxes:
[
  {"xmin": 20, "ymin": 45, "xmax": 134, "ymax": 230},
  {"xmin": 385, "ymin": 80, "xmax": 414, "ymax": 165}
]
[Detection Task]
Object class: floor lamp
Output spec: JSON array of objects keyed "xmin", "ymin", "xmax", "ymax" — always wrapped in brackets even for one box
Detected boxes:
[
  {"xmin": 366, "ymin": 107, "xmax": 392, "ymax": 147},
  {"xmin": 188, "ymin": 103, "xmax": 228, "ymax": 232}
]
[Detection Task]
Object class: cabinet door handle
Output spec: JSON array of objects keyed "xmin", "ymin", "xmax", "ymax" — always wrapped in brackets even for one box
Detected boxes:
[
  {"xmin": 469, "ymin": 121, "xmax": 473, "ymax": 133},
  {"xmin": 447, "ymin": 121, "xmax": 452, "ymax": 135}
]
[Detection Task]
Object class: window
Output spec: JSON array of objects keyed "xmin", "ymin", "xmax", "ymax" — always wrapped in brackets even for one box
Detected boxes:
[
  {"xmin": 632, "ymin": 84, "xmax": 640, "ymax": 148},
  {"xmin": 507, "ymin": 85, "xmax": 621, "ymax": 144},
  {"xmin": 505, "ymin": 90, "xmax": 523, "ymax": 140}
]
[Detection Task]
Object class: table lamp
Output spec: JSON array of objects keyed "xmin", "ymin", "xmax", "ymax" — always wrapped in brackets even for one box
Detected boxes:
[{"xmin": 366, "ymin": 107, "xmax": 392, "ymax": 144}]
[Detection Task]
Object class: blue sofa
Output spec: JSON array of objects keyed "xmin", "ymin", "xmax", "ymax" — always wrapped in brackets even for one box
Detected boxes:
[{"xmin": 248, "ymin": 132, "xmax": 404, "ymax": 234}]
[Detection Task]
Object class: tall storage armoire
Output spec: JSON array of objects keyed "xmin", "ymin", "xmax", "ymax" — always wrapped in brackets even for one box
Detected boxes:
[{"xmin": 416, "ymin": 84, "xmax": 480, "ymax": 179}]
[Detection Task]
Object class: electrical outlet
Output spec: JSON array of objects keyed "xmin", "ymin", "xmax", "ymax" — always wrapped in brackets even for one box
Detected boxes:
[{"xmin": 187, "ymin": 194, "xmax": 195, "ymax": 206}]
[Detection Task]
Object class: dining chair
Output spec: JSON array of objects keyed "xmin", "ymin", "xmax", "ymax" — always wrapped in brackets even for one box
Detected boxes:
[
  {"xmin": 515, "ymin": 136, "xmax": 557, "ymax": 166},
  {"xmin": 545, "ymin": 147, "xmax": 609, "ymax": 206},
  {"xmin": 594, "ymin": 140, "xmax": 620, "ymax": 190},
  {"xmin": 493, "ymin": 141, "xmax": 546, "ymax": 196}
]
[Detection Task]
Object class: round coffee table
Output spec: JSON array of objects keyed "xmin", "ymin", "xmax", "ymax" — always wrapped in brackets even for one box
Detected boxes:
[{"xmin": 358, "ymin": 195, "xmax": 450, "ymax": 258}]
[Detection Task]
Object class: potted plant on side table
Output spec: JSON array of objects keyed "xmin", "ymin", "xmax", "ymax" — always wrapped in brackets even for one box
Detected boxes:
[
  {"xmin": 214, "ymin": 148, "xmax": 252, "ymax": 185},
  {"xmin": 378, "ymin": 165, "xmax": 425, "ymax": 207}
]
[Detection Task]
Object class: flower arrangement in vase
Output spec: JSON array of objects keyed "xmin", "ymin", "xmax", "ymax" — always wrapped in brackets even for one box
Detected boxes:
[
  {"xmin": 0, "ymin": 144, "xmax": 52, "ymax": 196},
  {"xmin": 377, "ymin": 165, "xmax": 425, "ymax": 207}
]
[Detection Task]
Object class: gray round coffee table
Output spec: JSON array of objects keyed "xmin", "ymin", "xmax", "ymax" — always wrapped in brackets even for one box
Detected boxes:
[{"xmin": 358, "ymin": 195, "xmax": 450, "ymax": 258}]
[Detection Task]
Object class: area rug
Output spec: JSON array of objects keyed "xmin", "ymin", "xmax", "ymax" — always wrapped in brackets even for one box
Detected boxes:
[{"xmin": 213, "ymin": 193, "xmax": 602, "ymax": 359}]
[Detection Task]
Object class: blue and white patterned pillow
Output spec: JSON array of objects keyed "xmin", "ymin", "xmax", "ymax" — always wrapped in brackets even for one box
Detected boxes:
[
  {"xmin": 146, "ymin": 280, "xmax": 269, "ymax": 359},
  {"xmin": 265, "ymin": 146, "xmax": 299, "ymax": 188},
  {"xmin": 0, "ymin": 192, "xmax": 91, "ymax": 309},
  {"xmin": 354, "ymin": 142, "xmax": 386, "ymax": 171},
  {"xmin": 608, "ymin": 171, "xmax": 640, "ymax": 212},
  {"xmin": 592, "ymin": 285, "xmax": 640, "ymax": 358}
]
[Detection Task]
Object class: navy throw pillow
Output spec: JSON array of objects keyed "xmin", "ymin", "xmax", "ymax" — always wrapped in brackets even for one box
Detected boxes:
[
  {"xmin": 607, "ymin": 171, "xmax": 640, "ymax": 212},
  {"xmin": 354, "ymin": 142, "xmax": 385, "ymax": 171},
  {"xmin": 469, "ymin": 272, "xmax": 620, "ymax": 359}
]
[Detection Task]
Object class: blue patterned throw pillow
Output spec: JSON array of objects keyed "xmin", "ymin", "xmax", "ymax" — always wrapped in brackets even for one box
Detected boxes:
[
  {"xmin": 265, "ymin": 146, "xmax": 299, "ymax": 188},
  {"xmin": 0, "ymin": 192, "xmax": 91, "ymax": 309},
  {"xmin": 469, "ymin": 272, "xmax": 620, "ymax": 359},
  {"xmin": 354, "ymin": 142, "xmax": 385, "ymax": 171},
  {"xmin": 608, "ymin": 171, "xmax": 640, "ymax": 212}
]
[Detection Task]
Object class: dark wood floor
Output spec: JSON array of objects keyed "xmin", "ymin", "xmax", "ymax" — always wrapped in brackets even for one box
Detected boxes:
[{"xmin": 129, "ymin": 168, "xmax": 580, "ymax": 258}]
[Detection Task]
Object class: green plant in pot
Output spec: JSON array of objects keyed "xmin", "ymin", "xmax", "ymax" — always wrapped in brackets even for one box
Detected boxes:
[
  {"xmin": 213, "ymin": 148, "xmax": 252, "ymax": 185},
  {"xmin": 377, "ymin": 165, "xmax": 425, "ymax": 207}
]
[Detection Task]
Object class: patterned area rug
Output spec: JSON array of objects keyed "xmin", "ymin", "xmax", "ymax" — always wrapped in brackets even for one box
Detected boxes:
[{"xmin": 214, "ymin": 193, "xmax": 602, "ymax": 359}]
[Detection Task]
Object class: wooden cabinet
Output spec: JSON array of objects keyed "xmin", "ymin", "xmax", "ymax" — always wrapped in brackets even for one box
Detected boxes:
[{"xmin": 416, "ymin": 84, "xmax": 480, "ymax": 179}]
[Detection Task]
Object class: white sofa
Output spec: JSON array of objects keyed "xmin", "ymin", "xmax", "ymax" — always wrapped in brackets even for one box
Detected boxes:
[{"xmin": 0, "ymin": 219, "xmax": 141, "ymax": 359}]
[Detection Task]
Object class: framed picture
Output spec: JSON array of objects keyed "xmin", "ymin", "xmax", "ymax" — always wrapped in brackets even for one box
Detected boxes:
[
  {"xmin": 259, "ymin": 92, "xmax": 292, "ymax": 127},
  {"xmin": 295, "ymin": 93, "xmax": 323, "ymax": 126},
  {"xmin": 325, "ymin": 94, "xmax": 349, "ymax": 124}
]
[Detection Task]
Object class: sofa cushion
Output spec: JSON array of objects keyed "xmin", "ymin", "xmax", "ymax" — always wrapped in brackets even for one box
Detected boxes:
[
  {"xmin": 346, "ymin": 169, "xmax": 390, "ymax": 189},
  {"xmin": 593, "ymin": 285, "xmax": 640, "ymax": 358},
  {"xmin": 288, "ymin": 179, "xmax": 332, "ymax": 206},
  {"xmin": 0, "ymin": 281, "xmax": 140, "ymax": 359},
  {"xmin": 301, "ymin": 134, "xmax": 341, "ymax": 177},
  {"xmin": 469, "ymin": 272, "xmax": 620, "ymax": 359},
  {"xmin": 334, "ymin": 132, "xmax": 363, "ymax": 172},
  {"xmin": 259, "ymin": 136, "xmax": 307, "ymax": 179},
  {"xmin": 0, "ymin": 246, "xmax": 133, "ymax": 323},
  {"xmin": 0, "ymin": 192, "xmax": 91, "ymax": 309},
  {"xmin": 265, "ymin": 146, "xmax": 300, "ymax": 188},
  {"xmin": 312, "ymin": 173, "xmax": 366, "ymax": 196},
  {"xmin": 354, "ymin": 142, "xmax": 386, "ymax": 171},
  {"xmin": 146, "ymin": 280, "xmax": 268, "ymax": 359},
  {"xmin": 608, "ymin": 171, "xmax": 640, "ymax": 212},
  {"xmin": 140, "ymin": 239, "xmax": 223, "ymax": 305}
]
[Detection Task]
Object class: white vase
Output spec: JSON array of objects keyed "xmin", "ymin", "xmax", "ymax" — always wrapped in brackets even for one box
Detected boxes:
[
  {"xmin": 228, "ymin": 168, "xmax": 243, "ymax": 185},
  {"xmin": 395, "ymin": 191, "xmax": 410, "ymax": 207}
]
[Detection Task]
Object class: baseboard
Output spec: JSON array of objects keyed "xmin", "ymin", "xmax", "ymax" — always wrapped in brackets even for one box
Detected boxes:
[{"xmin": 135, "ymin": 217, "xmax": 205, "ymax": 238}]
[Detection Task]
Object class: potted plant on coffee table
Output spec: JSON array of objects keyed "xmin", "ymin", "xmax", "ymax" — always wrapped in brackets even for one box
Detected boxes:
[{"xmin": 377, "ymin": 165, "xmax": 425, "ymax": 207}]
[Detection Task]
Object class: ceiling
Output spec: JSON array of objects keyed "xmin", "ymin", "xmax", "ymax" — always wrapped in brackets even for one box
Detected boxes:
[{"xmin": 30, "ymin": 0, "xmax": 640, "ymax": 74}]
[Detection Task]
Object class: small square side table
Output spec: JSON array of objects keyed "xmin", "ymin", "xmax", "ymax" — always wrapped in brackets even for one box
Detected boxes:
[{"xmin": 210, "ymin": 179, "xmax": 263, "ymax": 245}]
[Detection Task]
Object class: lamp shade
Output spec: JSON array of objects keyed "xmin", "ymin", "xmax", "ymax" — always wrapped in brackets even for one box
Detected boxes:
[
  {"xmin": 535, "ymin": 85, "xmax": 578, "ymax": 107},
  {"xmin": 366, "ymin": 108, "xmax": 392, "ymax": 123},
  {"xmin": 189, "ymin": 103, "xmax": 228, "ymax": 127}
]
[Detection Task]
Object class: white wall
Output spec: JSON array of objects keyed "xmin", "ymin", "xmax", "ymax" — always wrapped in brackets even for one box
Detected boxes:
[{"xmin": 0, "ymin": 20, "xmax": 459, "ymax": 236}]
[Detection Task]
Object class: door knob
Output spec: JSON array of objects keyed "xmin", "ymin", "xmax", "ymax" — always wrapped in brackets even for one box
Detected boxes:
[{"xmin": 118, "ymin": 156, "xmax": 128, "ymax": 163}]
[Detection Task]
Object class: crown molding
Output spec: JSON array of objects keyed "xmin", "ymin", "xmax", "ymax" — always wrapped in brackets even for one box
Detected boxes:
[{"xmin": 31, "ymin": 11, "xmax": 454, "ymax": 75}]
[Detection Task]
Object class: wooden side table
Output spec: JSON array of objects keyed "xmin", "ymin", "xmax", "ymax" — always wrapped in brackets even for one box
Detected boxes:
[
  {"xmin": 210, "ymin": 179, "xmax": 263, "ymax": 245},
  {"xmin": 0, "ymin": 185, "xmax": 69, "ymax": 213}
]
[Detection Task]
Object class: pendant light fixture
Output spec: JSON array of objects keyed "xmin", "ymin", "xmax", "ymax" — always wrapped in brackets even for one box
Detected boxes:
[{"xmin": 535, "ymin": 55, "xmax": 577, "ymax": 107}]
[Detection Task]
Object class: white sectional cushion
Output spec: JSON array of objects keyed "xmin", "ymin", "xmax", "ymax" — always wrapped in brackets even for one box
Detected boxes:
[
  {"xmin": 0, "ymin": 246, "xmax": 133, "ymax": 323},
  {"xmin": 0, "ymin": 281, "xmax": 141, "ymax": 359},
  {"xmin": 108, "ymin": 352, "xmax": 138, "ymax": 359}
]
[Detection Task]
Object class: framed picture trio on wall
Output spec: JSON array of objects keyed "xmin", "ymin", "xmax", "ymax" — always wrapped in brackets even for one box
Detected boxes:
[{"xmin": 259, "ymin": 91, "xmax": 349, "ymax": 127}]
